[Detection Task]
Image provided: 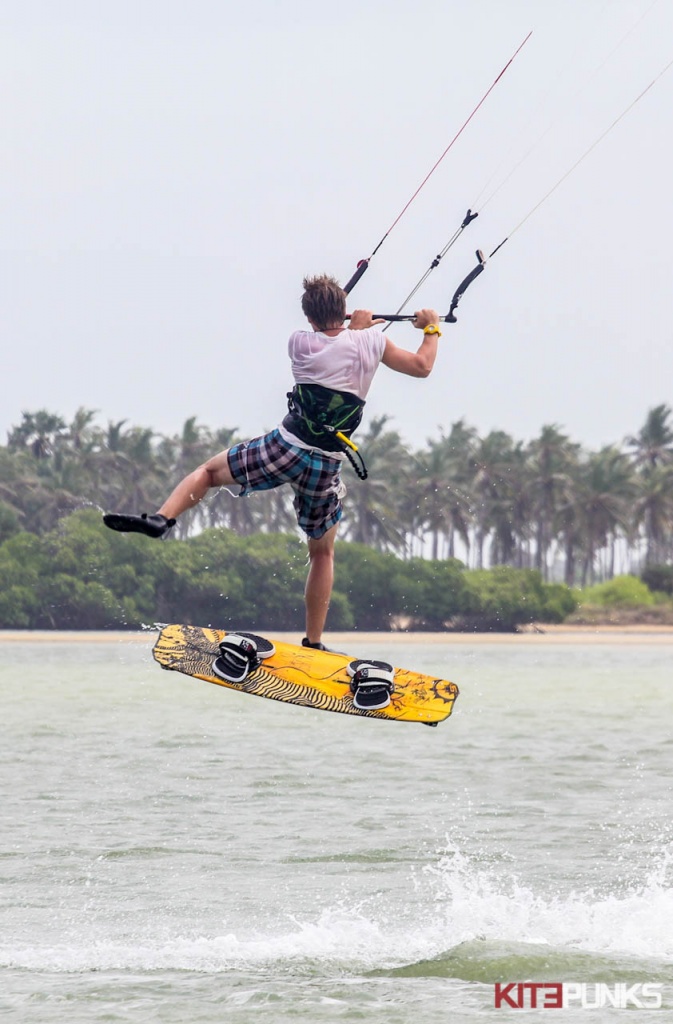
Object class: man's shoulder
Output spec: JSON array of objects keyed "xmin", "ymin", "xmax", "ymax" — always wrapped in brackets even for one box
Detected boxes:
[
  {"xmin": 288, "ymin": 329, "xmax": 311, "ymax": 353},
  {"xmin": 352, "ymin": 326, "xmax": 387, "ymax": 356}
]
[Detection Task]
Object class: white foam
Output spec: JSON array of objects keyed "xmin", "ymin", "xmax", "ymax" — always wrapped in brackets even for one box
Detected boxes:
[
  {"xmin": 2, "ymin": 844, "xmax": 672, "ymax": 973},
  {"xmin": 420, "ymin": 841, "xmax": 673, "ymax": 960}
]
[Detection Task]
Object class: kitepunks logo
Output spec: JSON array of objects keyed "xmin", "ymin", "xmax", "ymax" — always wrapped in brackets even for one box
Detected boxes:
[{"xmin": 494, "ymin": 982, "xmax": 663, "ymax": 1010}]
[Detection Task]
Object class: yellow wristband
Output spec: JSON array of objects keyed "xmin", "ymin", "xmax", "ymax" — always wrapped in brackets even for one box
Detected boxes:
[{"xmin": 423, "ymin": 324, "xmax": 442, "ymax": 337}]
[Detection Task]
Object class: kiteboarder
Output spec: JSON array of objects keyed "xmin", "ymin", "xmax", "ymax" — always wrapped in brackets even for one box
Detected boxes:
[{"xmin": 104, "ymin": 275, "xmax": 441, "ymax": 648}]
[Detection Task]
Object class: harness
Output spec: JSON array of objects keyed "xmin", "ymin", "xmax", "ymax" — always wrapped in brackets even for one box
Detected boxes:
[{"xmin": 283, "ymin": 383, "xmax": 368, "ymax": 479}]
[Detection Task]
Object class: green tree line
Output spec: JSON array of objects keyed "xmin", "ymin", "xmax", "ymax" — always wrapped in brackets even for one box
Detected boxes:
[
  {"xmin": 0, "ymin": 509, "xmax": 577, "ymax": 631},
  {"xmin": 1, "ymin": 404, "xmax": 672, "ymax": 587}
]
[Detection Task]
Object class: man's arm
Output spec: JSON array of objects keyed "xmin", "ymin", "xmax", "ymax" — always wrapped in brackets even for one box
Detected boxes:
[
  {"xmin": 349, "ymin": 307, "xmax": 441, "ymax": 378},
  {"xmin": 382, "ymin": 308, "xmax": 441, "ymax": 378}
]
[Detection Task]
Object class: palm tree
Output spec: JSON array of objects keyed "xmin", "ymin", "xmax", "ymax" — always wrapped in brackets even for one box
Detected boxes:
[
  {"xmin": 469, "ymin": 430, "xmax": 519, "ymax": 569},
  {"xmin": 411, "ymin": 422, "xmax": 476, "ymax": 561},
  {"xmin": 625, "ymin": 405, "xmax": 673, "ymax": 567},
  {"xmin": 575, "ymin": 447, "xmax": 636, "ymax": 585},
  {"xmin": 413, "ymin": 438, "xmax": 456, "ymax": 560},
  {"xmin": 7, "ymin": 411, "xmax": 67, "ymax": 460},
  {"xmin": 340, "ymin": 416, "xmax": 409, "ymax": 552},
  {"xmin": 109, "ymin": 426, "xmax": 168, "ymax": 512},
  {"xmin": 173, "ymin": 417, "xmax": 214, "ymax": 476},
  {"xmin": 441, "ymin": 420, "xmax": 479, "ymax": 562},
  {"xmin": 65, "ymin": 408, "xmax": 99, "ymax": 452},
  {"xmin": 625, "ymin": 404, "xmax": 673, "ymax": 469},
  {"xmin": 556, "ymin": 476, "xmax": 584, "ymax": 586},
  {"xmin": 527, "ymin": 424, "xmax": 580, "ymax": 579},
  {"xmin": 631, "ymin": 464, "xmax": 673, "ymax": 567},
  {"xmin": 497, "ymin": 441, "xmax": 533, "ymax": 568}
]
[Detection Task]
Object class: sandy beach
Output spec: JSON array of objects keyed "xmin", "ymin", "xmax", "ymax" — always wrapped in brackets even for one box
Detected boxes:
[{"xmin": 1, "ymin": 625, "xmax": 673, "ymax": 645}]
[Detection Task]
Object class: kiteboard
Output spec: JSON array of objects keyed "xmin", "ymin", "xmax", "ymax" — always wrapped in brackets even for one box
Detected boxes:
[{"xmin": 152, "ymin": 624, "xmax": 459, "ymax": 726}]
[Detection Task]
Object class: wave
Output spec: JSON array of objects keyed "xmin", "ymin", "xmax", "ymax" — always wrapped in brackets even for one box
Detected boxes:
[{"xmin": 2, "ymin": 842, "xmax": 672, "ymax": 976}]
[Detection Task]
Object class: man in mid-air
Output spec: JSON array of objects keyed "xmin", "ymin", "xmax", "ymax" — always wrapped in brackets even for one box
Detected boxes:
[{"xmin": 104, "ymin": 275, "xmax": 441, "ymax": 650}]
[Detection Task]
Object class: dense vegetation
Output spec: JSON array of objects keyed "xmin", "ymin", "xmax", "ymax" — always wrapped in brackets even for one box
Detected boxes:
[
  {"xmin": 0, "ymin": 509, "xmax": 578, "ymax": 631},
  {"xmin": 0, "ymin": 404, "xmax": 671, "ymax": 630}
]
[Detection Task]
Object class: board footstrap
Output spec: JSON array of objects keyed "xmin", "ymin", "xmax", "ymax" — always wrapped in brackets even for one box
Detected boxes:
[
  {"xmin": 212, "ymin": 632, "xmax": 275, "ymax": 684},
  {"xmin": 348, "ymin": 659, "xmax": 395, "ymax": 711}
]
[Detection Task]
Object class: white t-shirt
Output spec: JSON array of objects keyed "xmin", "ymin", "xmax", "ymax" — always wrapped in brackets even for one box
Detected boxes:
[{"xmin": 278, "ymin": 327, "xmax": 387, "ymax": 451}]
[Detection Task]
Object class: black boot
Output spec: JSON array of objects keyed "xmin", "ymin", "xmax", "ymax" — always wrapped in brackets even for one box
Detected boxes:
[
  {"xmin": 103, "ymin": 512, "xmax": 176, "ymax": 538},
  {"xmin": 302, "ymin": 637, "xmax": 327, "ymax": 651}
]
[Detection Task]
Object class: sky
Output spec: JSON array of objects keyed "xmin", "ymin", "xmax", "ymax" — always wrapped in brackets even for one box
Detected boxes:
[{"xmin": 2, "ymin": 0, "xmax": 672, "ymax": 454}]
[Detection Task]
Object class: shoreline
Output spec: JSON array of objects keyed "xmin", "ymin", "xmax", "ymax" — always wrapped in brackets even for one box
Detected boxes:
[{"xmin": 1, "ymin": 624, "xmax": 673, "ymax": 645}]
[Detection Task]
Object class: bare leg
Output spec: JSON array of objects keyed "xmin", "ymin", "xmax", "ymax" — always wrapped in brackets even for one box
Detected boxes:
[
  {"xmin": 158, "ymin": 449, "xmax": 237, "ymax": 520},
  {"xmin": 304, "ymin": 524, "xmax": 338, "ymax": 645}
]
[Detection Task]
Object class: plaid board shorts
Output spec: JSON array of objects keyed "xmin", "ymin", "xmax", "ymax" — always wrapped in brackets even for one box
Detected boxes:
[{"xmin": 227, "ymin": 429, "xmax": 345, "ymax": 539}]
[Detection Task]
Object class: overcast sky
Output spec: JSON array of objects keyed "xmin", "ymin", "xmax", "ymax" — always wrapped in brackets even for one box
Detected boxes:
[{"xmin": 2, "ymin": 0, "xmax": 672, "ymax": 454}]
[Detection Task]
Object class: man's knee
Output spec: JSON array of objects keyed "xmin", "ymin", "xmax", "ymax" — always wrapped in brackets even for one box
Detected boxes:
[
  {"xmin": 203, "ymin": 449, "xmax": 235, "ymax": 488},
  {"xmin": 308, "ymin": 543, "xmax": 334, "ymax": 565},
  {"xmin": 307, "ymin": 525, "xmax": 338, "ymax": 561},
  {"xmin": 201, "ymin": 463, "xmax": 219, "ymax": 489}
]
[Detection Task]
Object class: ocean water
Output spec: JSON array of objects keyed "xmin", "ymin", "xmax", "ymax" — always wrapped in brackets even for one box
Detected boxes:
[{"xmin": 1, "ymin": 634, "xmax": 672, "ymax": 1022}]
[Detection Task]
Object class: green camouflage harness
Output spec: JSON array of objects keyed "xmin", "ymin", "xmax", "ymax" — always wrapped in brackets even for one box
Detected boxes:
[{"xmin": 283, "ymin": 383, "xmax": 368, "ymax": 479}]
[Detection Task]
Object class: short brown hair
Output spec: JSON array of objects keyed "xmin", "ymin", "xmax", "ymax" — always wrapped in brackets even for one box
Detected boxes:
[{"xmin": 301, "ymin": 275, "xmax": 346, "ymax": 329}]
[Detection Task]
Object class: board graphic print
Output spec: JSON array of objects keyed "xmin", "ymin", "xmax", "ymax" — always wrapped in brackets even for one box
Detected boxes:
[{"xmin": 153, "ymin": 624, "xmax": 459, "ymax": 726}]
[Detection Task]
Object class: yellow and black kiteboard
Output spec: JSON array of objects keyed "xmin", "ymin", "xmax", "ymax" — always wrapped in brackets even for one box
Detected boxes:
[{"xmin": 153, "ymin": 624, "xmax": 459, "ymax": 726}]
